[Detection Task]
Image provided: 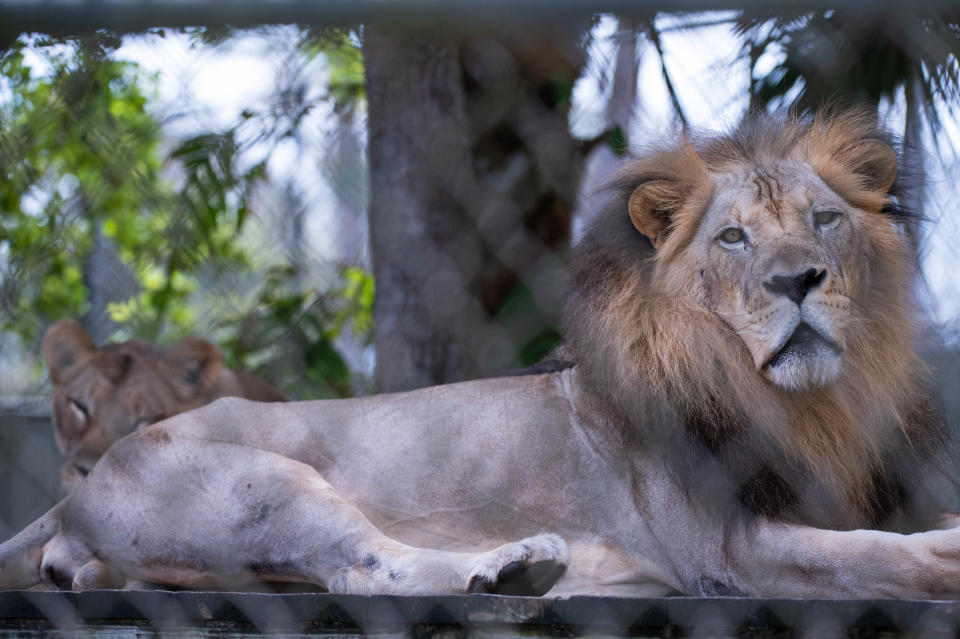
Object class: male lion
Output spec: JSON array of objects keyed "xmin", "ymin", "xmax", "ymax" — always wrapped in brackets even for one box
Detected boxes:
[
  {"xmin": 2, "ymin": 111, "xmax": 959, "ymax": 597},
  {"xmin": 41, "ymin": 320, "xmax": 287, "ymax": 492}
]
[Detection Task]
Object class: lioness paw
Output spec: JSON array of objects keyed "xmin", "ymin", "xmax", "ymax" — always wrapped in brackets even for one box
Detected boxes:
[{"xmin": 467, "ymin": 533, "xmax": 568, "ymax": 596}]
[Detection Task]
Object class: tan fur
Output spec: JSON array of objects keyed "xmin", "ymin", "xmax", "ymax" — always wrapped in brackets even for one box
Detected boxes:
[
  {"xmin": 1, "ymin": 112, "xmax": 958, "ymax": 598},
  {"xmin": 42, "ymin": 320, "xmax": 287, "ymax": 492}
]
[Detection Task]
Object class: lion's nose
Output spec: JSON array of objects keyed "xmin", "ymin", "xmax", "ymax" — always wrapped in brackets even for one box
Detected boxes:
[{"xmin": 763, "ymin": 268, "xmax": 825, "ymax": 306}]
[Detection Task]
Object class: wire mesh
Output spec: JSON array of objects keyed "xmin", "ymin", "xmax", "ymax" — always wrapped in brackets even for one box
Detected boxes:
[
  {"xmin": 1, "ymin": 6, "xmax": 960, "ymax": 638},
  {"xmin": 2, "ymin": 590, "xmax": 960, "ymax": 637}
]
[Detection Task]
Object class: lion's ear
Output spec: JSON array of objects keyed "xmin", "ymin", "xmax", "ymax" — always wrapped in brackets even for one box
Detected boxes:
[
  {"xmin": 166, "ymin": 337, "xmax": 224, "ymax": 399},
  {"xmin": 42, "ymin": 320, "xmax": 97, "ymax": 385},
  {"xmin": 835, "ymin": 139, "xmax": 898, "ymax": 195},
  {"xmin": 628, "ymin": 179, "xmax": 688, "ymax": 248},
  {"xmin": 98, "ymin": 350, "xmax": 134, "ymax": 384},
  {"xmin": 625, "ymin": 142, "xmax": 707, "ymax": 248}
]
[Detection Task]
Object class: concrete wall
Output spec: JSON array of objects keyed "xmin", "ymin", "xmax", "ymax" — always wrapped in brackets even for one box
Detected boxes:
[{"xmin": 0, "ymin": 400, "xmax": 61, "ymax": 540}]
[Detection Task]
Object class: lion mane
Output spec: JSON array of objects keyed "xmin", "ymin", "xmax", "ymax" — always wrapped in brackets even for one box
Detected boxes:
[{"xmin": 564, "ymin": 109, "xmax": 952, "ymax": 532}]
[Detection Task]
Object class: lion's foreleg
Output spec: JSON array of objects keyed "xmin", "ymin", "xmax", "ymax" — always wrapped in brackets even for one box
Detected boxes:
[
  {"xmin": 217, "ymin": 471, "xmax": 570, "ymax": 595},
  {"xmin": 252, "ymin": 473, "xmax": 569, "ymax": 595},
  {"xmin": 322, "ymin": 532, "xmax": 569, "ymax": 596},
  {"xmin": 640, "ymin": 462, "xmax": 960, "ymax": 598},
  {"xmin": 733, "ymin": 521, "xmax": 960, "ymax": 598}
]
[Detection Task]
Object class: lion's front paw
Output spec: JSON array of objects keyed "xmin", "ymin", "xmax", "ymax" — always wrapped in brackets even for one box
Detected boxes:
[{"xmin": 466, "ymin": 533, "xmax": 569, "ymax": 596}]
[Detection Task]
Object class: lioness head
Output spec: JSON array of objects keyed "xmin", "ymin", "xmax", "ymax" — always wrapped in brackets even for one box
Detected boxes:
[
  {"xmin": 625, "ymin": 111, "xmax": 902, "ymax": 392},
  {"xmin": 42, "ymin": 320, "xmax": 286, "ymax": 491}
]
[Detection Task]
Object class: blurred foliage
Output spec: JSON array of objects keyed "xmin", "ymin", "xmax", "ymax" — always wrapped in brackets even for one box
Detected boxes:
[
  {"xmin": 0, "ymin": 31, "xmax": 372, "ymax": 397},
  {"xmin": 495, "ymin": 281, "xmax": 564, "ymax": 369},
  {"xmin": 735, "ymin": 10, "xmax": 960, "ymax": 126},
  {"xmin": 606, "ymin": 124, "xmax": 628, "ymax": 157},
  {"xmin": 214, "ymin": 264, "xmax": 374, "ymax": 398},
  {"xmin": 302, "ymin": 28, "xmax": 365, "ymax": 114},
  {"xmin": 6, "ymin": 13, "xmax": 957, "ymax": 397},
  {"xmin": 0, "ymin": 36, "xmax": 162, "ymax": 335},
  {"xmin": 0, "ymin": 35, "xmax": 253, "ymax": 340}
]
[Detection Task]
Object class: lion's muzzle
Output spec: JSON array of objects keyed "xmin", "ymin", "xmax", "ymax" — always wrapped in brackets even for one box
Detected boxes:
[{"xmin": 762, "ymin": 268, "xmax": 825, "ymax": 307}]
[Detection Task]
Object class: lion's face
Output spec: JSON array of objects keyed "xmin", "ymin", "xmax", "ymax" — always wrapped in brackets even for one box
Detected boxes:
[
  {"xmin": 626, "ymin": 123, "xmax": 899, "ymax": 393},
  {"xmin": 693, "ymin": 163, "xmax": 867, "ymax": 390},
  {"xmin": 48, "ymin": 344, "xmax": 176, "ymax": 486},
  {"xmin": 42, "ymin": 321, "xmax": 256, "ymax": 492}
]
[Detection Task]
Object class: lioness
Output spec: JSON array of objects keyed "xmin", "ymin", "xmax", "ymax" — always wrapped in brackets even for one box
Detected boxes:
[
  {"xmin": 41, "ymin": 320, "xmax": 287, "ymax": 492},
  {"xmin": 2, "ymin": 110, "xmax": 959, "ymax": 597}
]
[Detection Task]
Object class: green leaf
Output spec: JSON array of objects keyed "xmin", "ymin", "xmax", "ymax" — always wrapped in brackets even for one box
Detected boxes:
[{"xmin": 305, "ymin": 337, "xmax": 350, "ymax": 392}]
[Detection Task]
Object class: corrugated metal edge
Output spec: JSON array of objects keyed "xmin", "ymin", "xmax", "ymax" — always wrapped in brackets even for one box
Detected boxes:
[{"xmin": 0, "ymin": 397, "xmax": 50, "ymax": 419}]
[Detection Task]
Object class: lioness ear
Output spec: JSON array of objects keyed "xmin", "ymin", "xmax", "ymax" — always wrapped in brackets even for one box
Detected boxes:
[
  {"xmin": 42, "ymin": 320, "xmax": 96, "ymax": 385},
  {"xmin": 166, "ymin": 338, "xmax": 224, "ymax": 399},
  {"xmin": 628, "ymin": 179, "xmax": 686, "ymax": 248},
  {"xmin": 98, "ymin": 349, "xmax": 134, "ymax": 384},
  {"xmin": 835, "ymin": 139, "xmax": 898, "ymax": 195}
]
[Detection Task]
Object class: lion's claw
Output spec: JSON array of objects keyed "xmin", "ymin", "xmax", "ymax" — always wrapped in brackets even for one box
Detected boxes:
[{"xmin": 466, "ymin": 533, "xmax": 568, "ymax": 596}]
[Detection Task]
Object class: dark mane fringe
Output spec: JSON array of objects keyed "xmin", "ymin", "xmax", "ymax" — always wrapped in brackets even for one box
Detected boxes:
[{"xmin": 563, "ymin": 110, "xmax": 956, "ymax": 532}]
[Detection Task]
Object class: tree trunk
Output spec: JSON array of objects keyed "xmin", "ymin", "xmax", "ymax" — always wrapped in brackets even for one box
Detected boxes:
[
  {"xmin": 82, "ymin": 219, "xmax": 139, "ymax": 345},
  {"xmin": 365, "ymin": 27, "xmax": 589, "ymax": 391},
  {"xmin": 364, "ymin": 29, "xmax": 486, "ymax": 392},
  {"xmin": 608, "ymin": 19, "xmax": 639, "ymax": 135}
]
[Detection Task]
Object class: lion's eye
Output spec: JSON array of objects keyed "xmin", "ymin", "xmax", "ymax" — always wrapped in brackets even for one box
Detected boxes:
[
  {"xmin": 717, "ymin": 227, "xmax": 746, "ymax": 247},
  {"xmin": 814, "ymin": 210, "xmax": 841, "ymax": 229},
  {"xmin": 68, "ymin": 398, "xmax": 89, "ymax": 423}
]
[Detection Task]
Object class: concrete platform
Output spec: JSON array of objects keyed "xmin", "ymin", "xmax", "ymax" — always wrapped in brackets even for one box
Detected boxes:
[{"xmin": 1, "ymin": 591, "xmax": 959, "ymax": 638}]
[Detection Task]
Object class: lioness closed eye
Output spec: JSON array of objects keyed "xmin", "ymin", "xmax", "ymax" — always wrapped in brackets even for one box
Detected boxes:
[{"xmin": 2, "ymin": 110, "xmax": 959, "ymax": 597}]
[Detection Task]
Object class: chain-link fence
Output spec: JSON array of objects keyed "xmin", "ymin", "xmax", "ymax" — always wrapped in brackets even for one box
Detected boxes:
[
  {"xmin": 3, "ymin": 590, "xmax": 960, "ymax": 637},
  {"xmin": 3, "ymin": 3, "xmax": 960, "ymax": 637}
]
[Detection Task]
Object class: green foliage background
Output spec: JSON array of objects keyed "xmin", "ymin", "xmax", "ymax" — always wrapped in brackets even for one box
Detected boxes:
[
  {"xmin": 3, "ymin": 13, "xmax": 960, "ymax": 396},
  {"xmin": 0, "ymin": 30, "xmax": 371, "ymax": 398}
]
